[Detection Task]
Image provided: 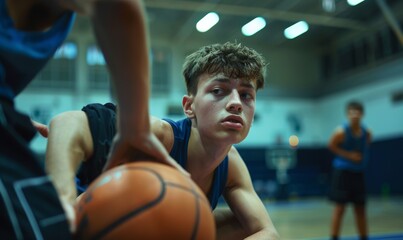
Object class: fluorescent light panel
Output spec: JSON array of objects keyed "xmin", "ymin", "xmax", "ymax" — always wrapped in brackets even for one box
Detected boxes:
[
  {"xmin": 347, "ymin": 0, "xmax": 365, "ymax": 6},
  {"xmin": 284, "ymin": 21, "xmax": 309, "ymax": 39},
  {"xmin": 241, "ymin": 17, "xmax": 266, "ymax": 36},
  {"xmin": 196, "ymin": 12, "xmax": 219, "ymax": 32}
]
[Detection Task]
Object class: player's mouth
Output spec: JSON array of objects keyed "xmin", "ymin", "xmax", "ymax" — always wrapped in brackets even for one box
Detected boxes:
[{"xmin": 221, "ymin": 115, "xmax": 244, "ymax": 130}]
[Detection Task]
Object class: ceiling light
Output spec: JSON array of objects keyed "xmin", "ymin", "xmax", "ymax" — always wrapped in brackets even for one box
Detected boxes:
[
  {"xmin": 196, "ymin": 12, "xmax": 219, "ymax": 32},
  {"xmin": 284, "ymin": 21, "xmax": 309, "ymax": 39},
  {"xmin": 347, "ymin": 0, "xmax": 365, "ymax": 6},
  {"xmin": 241, "ymin": 17, "xmax": 266, "ymax": 36}
]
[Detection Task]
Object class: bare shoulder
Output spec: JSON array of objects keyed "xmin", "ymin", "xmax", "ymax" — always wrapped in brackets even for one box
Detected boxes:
[
  {"xmin": 150, "ymin": 116, "xmax": 174, "ymax": 151},
  {"xmin": 227, "ymin": 147, "xmax": 247, "ymax": 172},
  {"xmin": 334, "ymin": 125, "xmax": 345, "ymax": 135},
  {"xmin": 49, "ymin": 110, "xmax": 91, "ymax": 139},
  {"xmin": 330, "ymin": 125, "xmax": 345, "ymax": 140},
  {"xmin": 50, "ymin": 110, "xmax": 87, "ymax": 124},
  {"xmin": 228, "ymin": 146, "xmax": 241, "ymax": 160},
  {"xmin": 48, "ymin": 110, "xmax": 93, "ymax": 158},
  {"xmin": 226, "ymin": 146, "xmax": 252, "ymax": 188},
  {"xmin": 150, "ymin": 116, "xmax": 172, "ymax": 136}
]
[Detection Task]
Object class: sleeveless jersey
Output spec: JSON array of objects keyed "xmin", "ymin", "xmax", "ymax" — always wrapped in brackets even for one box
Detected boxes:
[
  {"xmin": 0, "ymin": 0, "xmax": 75, "ymax": 100},
  {"xmin": 163, "ymin": 118, "xmax": 228, "ymax": 210},
  {"xmin": 333, "ymin": 123, "xmax": 369, "ymax": 172}
]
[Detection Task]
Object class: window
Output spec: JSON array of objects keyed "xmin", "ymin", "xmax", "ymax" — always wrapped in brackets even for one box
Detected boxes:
[
  {"xmin": 85, "ymin": 45, "xmax": 172, "ymax": 93},
  {"xmin": 32, "ymin": 41, "xmax": 77, "ymax": 89},
  {"xmin": 354, "ymin": 39, "xmax": 370, "ymax": 68},
  {"xmin": 87, "ymin": 45, "xmax": 110, "ymax": 90},
  {"xmin": 320, "ymin": 54, "xmax": 333, "ymax": 80},
  {"xmin": 387, "ymin": 27, "xmax": 402, "ymax": 56},
  {"xmin": 151, "ymin": 48, "xmax": 171, "ymax": 94},
  {"xmin": 336, "ymin": 44, "xmax": 355, "ymax": 72}
]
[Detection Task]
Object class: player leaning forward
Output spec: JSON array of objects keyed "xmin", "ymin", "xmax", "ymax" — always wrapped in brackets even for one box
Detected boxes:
[{"xmin": 45, "ymin": 42, "xmax": 279, "ymax": 239}]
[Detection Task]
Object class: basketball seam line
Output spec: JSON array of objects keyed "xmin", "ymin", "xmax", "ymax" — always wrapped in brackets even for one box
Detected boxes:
[{"xmin": 88, "ymin": 167, "xmax": 167, "ymax": 240}]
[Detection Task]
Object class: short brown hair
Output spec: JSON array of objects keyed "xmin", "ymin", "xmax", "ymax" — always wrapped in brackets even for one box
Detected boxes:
[
  {"xmin": 182, "ymin": 42, "xmax": 267, "ymax": 95},
  {"xmin": 346, "ymin": 100, "xmax": 364, "ymax": 113}
]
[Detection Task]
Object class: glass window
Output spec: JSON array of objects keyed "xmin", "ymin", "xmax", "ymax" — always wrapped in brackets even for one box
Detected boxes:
[
  {"xmin": 151, "ymin": 47, "xmax": 171, "ymax": 94},
  {"xmin": 87, "ymin": 45, "xmax": 110, "ymax": 90},
  {"xmin": 32, "ymin": 41, "xmax": 77, "ymax": 89},
  {"xmin": 54, "ymin": 42, "xmax": 77, "ymax": 59}
]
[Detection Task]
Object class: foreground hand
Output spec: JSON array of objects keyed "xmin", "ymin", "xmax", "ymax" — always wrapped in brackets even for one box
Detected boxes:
[
  {"xmin": 349, "ymin": 151, "xmax": 362, "ymax": 162},
  {"xmin": 59, "ymin": 195, "xmax": 76, "ymax": 233},
  {"xmin": 104, "ymin": 132, "xmax": 189, "ymax": 177},
  {"xmin": 31, "ymin": 120, "xmax": 49, "ymax": 137}
]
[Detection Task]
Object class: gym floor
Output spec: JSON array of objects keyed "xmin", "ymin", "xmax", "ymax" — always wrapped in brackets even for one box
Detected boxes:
[
  {"xmin": 268, "ymin": 197, "xmax": 403, "ymax": 239},
  {"xmin": 219, "ymin": 196, "xmax": 403, "ymax": 239}
]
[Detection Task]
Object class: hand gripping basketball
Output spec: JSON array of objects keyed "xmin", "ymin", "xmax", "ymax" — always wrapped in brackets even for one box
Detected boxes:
[{"xmin": 74, "ymin": 161, "xmax": 215, "ymax": 240}]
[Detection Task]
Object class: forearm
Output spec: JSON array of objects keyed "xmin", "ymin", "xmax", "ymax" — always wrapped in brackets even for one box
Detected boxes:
[
  {"xmin": 242, "ymin": 212, "xmax": 279, "ymax": 240},
  {"xmin": 244, "ymin": 228, "xmax": 279, "ymax": 240},
  {"xmin": 329, "ymin": 143, "xmax": 362, "ymax": 162},
  {"xmin": 45, "ymin": 112, "xmax": 89, "ymax": 204},
  {"xmin": 90, "ymin": 0, "xmax": 151, "ymax": 135},
  {"xmin": 215, "ymin": 207, "xmax": 248, "ymax": 240},
  {"xmin": 215, "ymin": 208, "xmax": 279, "ymax": 240},
  {"xmin": 329, "ymin": 145, "xmax": 350, "ymax": 159}
]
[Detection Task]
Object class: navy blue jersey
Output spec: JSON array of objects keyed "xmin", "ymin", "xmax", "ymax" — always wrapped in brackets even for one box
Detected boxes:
[
  {"xmin": 0, "ymin": 0, "xmax": 75, "ymax": 100},
  {"xmin": 163, "ymin": 118, "xmax": 228, "ymax": 210},
  {"xmin": 333, "ymin": 123, "xmax": 369, "ymax": 171},
  {"xmin": 0, "ymin": 3, "xmax": 75, "ymax": 237}
]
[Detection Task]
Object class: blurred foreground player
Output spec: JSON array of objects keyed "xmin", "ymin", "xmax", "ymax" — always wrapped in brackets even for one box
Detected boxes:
[{"xmin": 0, "ymin": 0, "xmax": 181, "ymax": 238}]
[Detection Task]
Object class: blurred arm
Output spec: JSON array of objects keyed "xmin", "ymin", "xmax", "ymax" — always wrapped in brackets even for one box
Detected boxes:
[
  {"xmin": 7, "ymin": 0, "xmax": 185, "ymax": 172},
  {"xmin": 328, "ymin": 127, "xmax": 362, "ymax": 162},
  {"xmin": 86, "ymin": 1, "xmax": 184, "ymax": 172},
  {"xmin": 31, "ymin": 120, "xmax": 49, "ymax": 138},
  {"xmin": 45, "ymin": 111, "xmax": 93, "ymax": 231}
]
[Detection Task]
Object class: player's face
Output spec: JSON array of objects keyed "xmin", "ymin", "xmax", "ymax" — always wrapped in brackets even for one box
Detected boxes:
[
  {"xmin": 190, "ymin": 73, "xmax": 257, "ymax": 144},
  {"xmin": 347, "ymin": 108, "xmax": 363, "ymax": 125}
]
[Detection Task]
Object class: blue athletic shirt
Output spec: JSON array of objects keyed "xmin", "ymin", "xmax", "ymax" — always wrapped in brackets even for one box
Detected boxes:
[
  {"xmin": 333, "ymin": 123, "xmax": 369, "ymax": 172},
  {"xmin": 163, "ymin": 118, "xmax": 229, "ymax": 210},
  {"xmin": 0, "ymin": 0, "xmax": 75, "ymax": 100}
]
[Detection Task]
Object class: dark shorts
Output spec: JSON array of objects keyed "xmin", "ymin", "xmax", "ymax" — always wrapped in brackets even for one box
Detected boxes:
[
  {"xmin": 329, "ymin": 168, "xmax": 366, "ymax": 205},
  {"xmin": 0, "ymin": 100, "xmax": 70, "ymax": 239},
  {"xmin": 75, "ymin": 103, "xmax": 117, "ymax": 194}
]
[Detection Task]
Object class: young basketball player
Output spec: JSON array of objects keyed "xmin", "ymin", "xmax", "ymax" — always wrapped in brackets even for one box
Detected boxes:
[
  {"xmin": 0, "ymin": 0, "xmax": 179, "ymax": 238},
  {"xmin": 328, "ymin": 101, "xmax": 372, "ymax": 240},
  {"xmin": 44, "ymin": 42, "xmax": 279, "ymax": 239}
]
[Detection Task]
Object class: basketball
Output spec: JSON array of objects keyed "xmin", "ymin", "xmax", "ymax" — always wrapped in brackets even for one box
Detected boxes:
[{"xmin": 74, "ymin": 161, "xmax": 216, "ymax": 240}]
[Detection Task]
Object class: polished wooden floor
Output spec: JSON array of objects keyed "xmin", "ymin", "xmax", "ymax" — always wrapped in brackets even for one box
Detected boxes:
[{"xmin": 262, "ymin": 196, "xmax": 403, "ymax": 240}]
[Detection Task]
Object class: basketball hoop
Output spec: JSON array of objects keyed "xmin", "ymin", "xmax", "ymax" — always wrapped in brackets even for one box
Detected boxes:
[{"xmin": 266, "ymin": 147, "xmax": 297, "ymax": 184}]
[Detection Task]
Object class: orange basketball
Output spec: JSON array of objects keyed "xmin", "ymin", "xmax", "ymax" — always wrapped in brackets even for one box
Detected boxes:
[{"xmin": 74, "ymin": 161, "xmax": 215, "ymax": 240}]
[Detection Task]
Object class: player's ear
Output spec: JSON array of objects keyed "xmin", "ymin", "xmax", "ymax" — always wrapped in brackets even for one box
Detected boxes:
[{"xmin": 182, "ymin": 95, "xmax": 194, "ymax": 118}]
